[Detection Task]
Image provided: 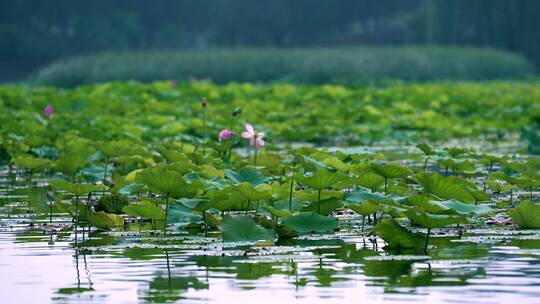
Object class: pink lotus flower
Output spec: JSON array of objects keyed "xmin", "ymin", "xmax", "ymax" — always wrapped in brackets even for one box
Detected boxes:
[
  {"xmin": 219, "ymin": 129, "xmax": 233, "ymax": 140},
  {"xmin": 170, "ymin": 79, "xmax": 177, "ymax": 88},
  {"xmin": 44, "ymin": 104, "xmax": 54, "ymax": 118},
  {"xmin": 241, "ymin": 123, "xmax": 265, "ymax": 147}
]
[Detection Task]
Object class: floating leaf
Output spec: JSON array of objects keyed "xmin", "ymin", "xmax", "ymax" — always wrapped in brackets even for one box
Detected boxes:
[
  {"xmin": 282, "ymin": 212, "xmax": 338, "ymax": 234},
  {"xmin": 221, "ymin": 215, "xmax": 277, "ymax": 242}
]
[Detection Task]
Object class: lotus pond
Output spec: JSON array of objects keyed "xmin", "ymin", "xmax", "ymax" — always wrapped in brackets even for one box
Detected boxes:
[{"xmin": 1, "ymin": 81, "xmax": 540, "ymax": 303}]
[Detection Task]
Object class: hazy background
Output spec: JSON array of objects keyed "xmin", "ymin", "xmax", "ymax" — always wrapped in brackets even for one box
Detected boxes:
[{"xmin": 1, "ymin": 0, "xmax": 539, "ymax": 83}]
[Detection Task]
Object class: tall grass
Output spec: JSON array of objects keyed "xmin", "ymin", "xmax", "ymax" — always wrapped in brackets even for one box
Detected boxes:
[{"xmin": 30, "ymin": 47, "xmax": 535, "ymax": 87}]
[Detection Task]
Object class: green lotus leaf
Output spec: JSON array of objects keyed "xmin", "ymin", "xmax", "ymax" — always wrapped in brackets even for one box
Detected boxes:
[
  {"xmin": 12, "ymin": 155, "xmax": 50, "ymax": 172},
  {"xmin": 295, "ymin": 169, "xmax": 347, "ymax": 190},
  {"xmin": 264, "ymin": 206, "xmax": 293, "ymax": 218},
  {"xmin": 347, "ymin": 200, "xmax": 380, "ymax": 216},
  {"xmin": 54, "ymin": 155, "xmax": 87, "ymax": 176},
  {"xmin": 122, "ymin": 201, "xmax": 165, "ymax": 220},
  {"xmin": 79, "ymin": 164, "xmax": 107, "ymax": 182},
  {"xmin": 178, "ymin": 198, "xmax": 214, "ymax": 212},
  {"xmin": 369, "ymin": 163, "xmax": 411, "ymax": 179},
  {"xmin": 429, "ymin": 199, "xmax": 493, "ymax": 216},
  {"xmin": 323, "ymin": 157, "xmax": 352, "ymax": 172},
  {"xmin": 405, "ymin": 210, "xmax": 466, "ymax": 228},
  {"xmin": 471, "ymin": 190, "xmax": 491, "ymax": 203},
  {"xmin": 295, "ymin": 189, "xmax": 343, "ymax": 202},
  {"xmin": 293, "ymin": 154, "xmax": 327, "ymax": 172},
  {"xmin": 221, "ymin": 215, "xmax": 277, "ymax": 242},
  {"xmin": 300, "ymin": 198, "xmax": 343, "ymax": 216},
  {"xmin": 374, "ymin": 219, "xmax": 423, "ymax": 248},
  {"xmin": 449, "ymin": 147, "xmax": 470, "ymax": 158},
  {"xmin": 95, "ymin": 193, "xmax": 129, "ymax": 214},
  {"xmin": 271, "ymin": 198, "xmax": 304, "ymax": 212},
  {"xmin": 508, "ymin": 200, "xmax": 540, "ymax": 229},
  {"xmin": 156, "ymin": 147, "xmax": 191, "ymax": 163},
  {"xmin": 224, "ymin": 167, "xmax": 268, "ymax": 186},
  {"xmin": 344, "ymin": 188, "xmax": 405, "ymax": 204},
  {"xmin": 119, "ymin": 183, "xmax": 147, "ymax": 195},
  {"xmin": 234, "ymin": 182, "xmax": 272, "ymax": 202},
  {"xmin": 416, "ymin": 143, "xmax": 436, "ymax": 156},
  {"xmin": 282, "ymin": 212, "xmax": 338, "ymax": 234},
  {"xmin": 349, "ymin": 172, "xmax": 385, "ymax": 191},
  {"xmin": 135, "ymin": 165, "xmax": 203, "ymax": 197},
  {"xmin": 485, "ymin": 179, "xmax": 503, "ymax": 192},
  {"xmin": 95, "ymin": 140, "xmax": 135, "ymax": 158},
  {"xmin": 414, "ymin": 172, "xmax": 475, "ymax": 203},
  {"xmin": 49, "ymin": 179, "xmax": 106, "ymax": 196},
  {"xmin": 87, "ymin": 211, "xmax": 124, "ymax": 230},
  {"xmin": 167, "ymin": 204, "xmax": 202, "ymax": 225}
]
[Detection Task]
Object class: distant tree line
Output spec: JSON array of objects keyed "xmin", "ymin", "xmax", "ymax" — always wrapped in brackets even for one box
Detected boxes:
[{"xmin": 1, "ymin": 0, "xmax": 539, "ymax": 80}]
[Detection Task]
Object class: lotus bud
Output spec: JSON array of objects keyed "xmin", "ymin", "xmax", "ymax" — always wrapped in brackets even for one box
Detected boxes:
[
  {"xmin": 44, "ymin": 104, "xmax": 54, "ymax": 118},
  {"xmin": 219, "ymin": 129, "xmax": 233, "ymax": 140},
  {"xmin": 232, "ymin": 107, "xmax": 242, "ymax": 117}
]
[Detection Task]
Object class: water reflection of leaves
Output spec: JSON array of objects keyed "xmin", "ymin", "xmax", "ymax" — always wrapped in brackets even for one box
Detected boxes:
[{"xmin": 145, "ymin": 275, "xmax": 208, "ymax": 303}]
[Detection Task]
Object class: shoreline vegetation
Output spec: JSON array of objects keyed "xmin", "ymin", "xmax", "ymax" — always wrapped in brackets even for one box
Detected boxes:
[{"xmin": 28, "ymin": 47, "xmax": 535, "ymax": 87}]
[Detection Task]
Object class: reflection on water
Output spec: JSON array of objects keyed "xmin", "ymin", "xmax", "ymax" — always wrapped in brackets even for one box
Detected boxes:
[
  {"xmin": 1, "ymin": 176, "xmax": 540, "ymax": 303},
  {"xmin": 2, "ymin": 221, "xmax": 540, "ymax": 304}
]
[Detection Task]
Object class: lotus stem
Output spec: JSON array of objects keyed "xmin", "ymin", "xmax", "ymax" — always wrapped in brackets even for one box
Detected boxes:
[
  {"xmin": 202, "ymin": 105, "xmax": 207, "ymax": 156},
  {"xmin": 74, "ymin": 194, "xmax": 79, "ymax": 245},
  {"xmin": 424, "ymin": 227, "xmax": 432, "ymax": 252},
  {"xmin": 102, "ymin": 157, "xmax": 109, "ymax": 196},
  {"xmin": 361, "ymin": 216, "xmax": 365, "ymax": 232},
  {"xmin": 289, "ymin": 163, "xmax": 296, "ymax": 211},
  {"xmin": 510, "ymin": 189, "xmax": 513, "ymax": 204},
  {"xmin": 202, "ymin": 211, "xmax": 208, "ymax": 237},
  {"xmin": 163, "ymin": 192, "xmax": 170, "ymax": 236},
  {"xmin": 317, "ymin": 189, "xmax": 322, "ymax": 214},
  {"xmin": 28, "ymin": 170, "xmax": 33, "ymax": 189},
  {"xmin": 423, "ymin": 158, "xmax": 429, "ymax": 171},
  {"xmin": 384, "ymin": 178, "xmax": 388, "ymax": 195},
  {"xmin": 253, "ymin": 146, "xmax": 258, "ymax": 166},
  {"xmin": 227, "ymin": 114, "xmax": 235, "ymax": 161}
]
